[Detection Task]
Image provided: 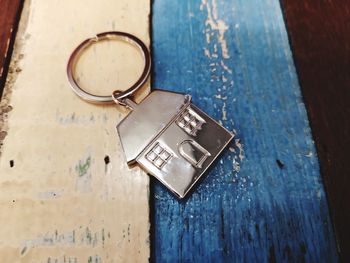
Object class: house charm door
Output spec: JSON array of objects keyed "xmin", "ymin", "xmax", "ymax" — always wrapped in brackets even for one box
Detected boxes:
[
  {"xmin": 117, "ymin": 90, "xmax": 233, "ymax": 198},
  {"xmin": 67, "ymin": 32, "xmax": 233, "ymax": 198}
]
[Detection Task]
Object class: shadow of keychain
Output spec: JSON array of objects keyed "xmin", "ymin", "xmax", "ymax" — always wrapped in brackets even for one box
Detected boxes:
[{"xmin": 67, "ymin": 31, "xmax": 233, "ymax": 198}]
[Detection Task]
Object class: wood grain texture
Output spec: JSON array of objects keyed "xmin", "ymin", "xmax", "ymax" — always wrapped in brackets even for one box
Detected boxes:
[
  {"xmin": 0, "ymin": 0, "xmax": 23, "ymax": 98},
  {"xmin": 281, "ymin": 1, "xmax": 350, "ymax": 260},
  {"xmin": 151, "ymin": 0, "xmax": 338, "ymax": 262},
  {"xmin": 0, "ymin": 0, "xmax": 150, "ymax": 262}
]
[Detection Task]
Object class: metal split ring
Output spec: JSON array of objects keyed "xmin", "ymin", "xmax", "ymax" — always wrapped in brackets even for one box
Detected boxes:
[{"xmin": 67, "ymin": 31, "xmax": 151, "ymax": 105}]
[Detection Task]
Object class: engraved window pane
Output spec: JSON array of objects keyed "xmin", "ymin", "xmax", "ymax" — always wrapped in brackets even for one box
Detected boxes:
[
  {"xmin": 176, "ymin": 106, "xmax": 206, "ymax": 136},
  {"xmin": 146, "ymin": 142, "xmax": 172, "ymax": 169},
  {"xmin": 190, "ymin": 119, "xmax": 198, "ymax": 127},
  {"xmin": 184, "ymin": 113, "xmax": 191, "ymax": 121},
  {"xmin": 147, "ymin": 151, "xmax": 157, "ymax": 161},
  {"xmin": 178, "ymin": 118, "xmax": 186, "ymax": 127},
  {"xmin": 160, "ymin": 151, "xmax": 170, "ymax": 160},
  {"xmin": 154, "ymin": 157, "xmax": 165, "ymax": 168},
  {"xmin": 153, "ymin": 145, "xmax": 163, "ymax": 154}
]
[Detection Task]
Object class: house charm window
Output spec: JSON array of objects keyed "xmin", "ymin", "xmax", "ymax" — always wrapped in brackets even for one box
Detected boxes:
[
  {"xmin": 176, "ymin": 106, "xmax": 206, "ymax": 136},
  {"xmin": 146, "ymin": 142, "xmax": 172, "ymax": 169}
]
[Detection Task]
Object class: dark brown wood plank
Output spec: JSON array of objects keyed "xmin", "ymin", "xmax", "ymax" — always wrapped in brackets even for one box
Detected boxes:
[
  {"xmin": 281, "ymin": 0, "xmax": 350, "ymax": 260},
  {"xmin": 0, "ymin": 0, "xmax": 24, "ymax": 97}
]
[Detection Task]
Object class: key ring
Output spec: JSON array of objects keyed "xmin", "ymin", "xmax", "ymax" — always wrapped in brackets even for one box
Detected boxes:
[{"xmin": 67, "ymin": 31, "xmax": 151, "ymax": 105}]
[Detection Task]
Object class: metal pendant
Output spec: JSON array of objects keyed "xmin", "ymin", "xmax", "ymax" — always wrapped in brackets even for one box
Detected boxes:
[
  {"xmin": 117, "ymin": 90, "xmax": 233, "ymax": 198},
  {"xmin": 67, "ymin": 32, "xmax": 233, "ymax": 198}
]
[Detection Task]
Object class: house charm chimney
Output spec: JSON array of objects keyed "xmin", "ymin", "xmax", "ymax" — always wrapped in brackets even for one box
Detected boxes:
[{"xmin": 117, "ymin": 90, "xmax": 234, "ymax": 198}]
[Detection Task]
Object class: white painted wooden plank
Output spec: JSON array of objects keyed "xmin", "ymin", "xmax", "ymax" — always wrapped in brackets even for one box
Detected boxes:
[{"xmin": 0, "ymin": 0, "xmax": 150, "ymax": 262}]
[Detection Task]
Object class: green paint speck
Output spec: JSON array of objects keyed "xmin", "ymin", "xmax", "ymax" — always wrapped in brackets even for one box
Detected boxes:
[{"xmin": 76, "ymin": 156, "xmax": 91, "ymax": 177}]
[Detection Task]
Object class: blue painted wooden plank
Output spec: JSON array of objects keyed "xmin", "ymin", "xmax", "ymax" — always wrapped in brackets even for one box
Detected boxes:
[{"xmin": 151, "ymin": 0, "xmax": 338, "ymax": 262}]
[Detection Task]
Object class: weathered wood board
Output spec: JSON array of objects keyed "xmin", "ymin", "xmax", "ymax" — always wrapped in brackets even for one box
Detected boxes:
[
  {"xmin": 151, "ymin": 0, "xmax": 338, "ymax": 262},
  {"xmin": 0, "ymin": 0, "xmax": 150, "ymax": 262}
]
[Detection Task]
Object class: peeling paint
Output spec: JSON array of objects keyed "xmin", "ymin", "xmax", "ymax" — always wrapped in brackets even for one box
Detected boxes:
[
  {"xmin": 220, "ymin": 60, "xmax": 232, "ymax": 74},
  {"xmin": 221, "ymin": 102, "xmax": 227, "ymax": 121},
  {"xmin": 201, "ymin": 0, "xmax": 230, "ymax": 59},
  {"xmin": 200, "ymin": 0, "xmax": 244, "ymax": 175},
  {"xmin": 56, "ymin": 110, "xmax": 108, "ymax": 125},
  {"xmin": 21, "ymin": 227, "xmax": 111, "ymax": 248}
]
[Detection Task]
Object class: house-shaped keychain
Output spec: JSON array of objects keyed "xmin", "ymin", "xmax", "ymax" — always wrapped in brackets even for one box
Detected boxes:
[{"xmin": 117, "ymin": 90, "xmax": 234, "ymax": 198}]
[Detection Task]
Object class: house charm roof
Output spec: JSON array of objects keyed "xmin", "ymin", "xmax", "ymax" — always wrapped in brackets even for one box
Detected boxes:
[{"xmin": 117, "ymin": 90, "xmax": 234, "ymax": 198}]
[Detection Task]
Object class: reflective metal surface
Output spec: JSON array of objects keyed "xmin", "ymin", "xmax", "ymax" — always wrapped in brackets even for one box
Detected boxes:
[
  {"xmin": 117, "ymin": 90, "xmax": 190, "ymax": 164},
  {"xmin": 117, "ymin": 90, "xmax": 234, "ymax": 198}
]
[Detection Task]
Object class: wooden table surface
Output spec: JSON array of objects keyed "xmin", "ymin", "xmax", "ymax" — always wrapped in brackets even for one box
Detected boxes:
[
  {"xmin": 0, "ymin": 0, "xmax": 349, "ymax": 262},
  {"xmin": 0, "ymin": 0, "xmax": 151, "ymax": 262}
]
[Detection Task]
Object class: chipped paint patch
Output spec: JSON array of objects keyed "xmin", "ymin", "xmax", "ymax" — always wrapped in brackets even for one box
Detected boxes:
[
  {"xmin": 21, "ymin": 227, "xmax": 111, "ymax": 248},
  {"xmin": 200, "ymin": 0, "xmax": 230, "ymax": 59},
  {"xmin": 231, "ymin": 138, "xmax": 244, "ymax": 173},
  {"xmin": 45, "ymin": 256, "xmax": 78, "ymax": 263},
  {"xmin": 200, "ymin": 0, "xmax": 233, "ymax": 122},
  {"xmin": 221, "ymin": 102, "xmax": 227, "ymax": 121},
  {"xmin": 88, "ymin": 255, "xmax": 102, "ymax": 263},
  {"xmin": 55, "ymin": 110, "xmax": 108, "ymax": 125},
  {"xmin": 200, "ymin": 0, "xmax": 244, "ymax": 174}
]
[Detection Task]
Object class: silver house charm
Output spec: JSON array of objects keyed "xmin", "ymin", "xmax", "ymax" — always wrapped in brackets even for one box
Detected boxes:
[
  {"xmin": 118, "ymin": 90, "xmax": 233, "ymax": 198},
  {"xmin": 67, "ymin": 32, "xmax": 234, "ymax": 198}
]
